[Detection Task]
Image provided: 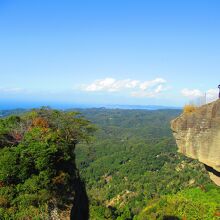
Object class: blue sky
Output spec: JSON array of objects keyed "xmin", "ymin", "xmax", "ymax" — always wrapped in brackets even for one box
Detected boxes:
[{"xmin": 0, "ymin": 0, "xmax": 220, "ymax": 108}]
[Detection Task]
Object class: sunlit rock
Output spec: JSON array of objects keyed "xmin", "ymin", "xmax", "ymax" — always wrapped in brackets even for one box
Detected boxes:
[{"xmin": 171, "ymin": 99, "xmax": 220, "ymax": 186}]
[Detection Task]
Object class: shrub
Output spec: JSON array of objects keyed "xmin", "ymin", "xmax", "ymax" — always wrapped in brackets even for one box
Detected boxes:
[{"xmin": 183, "ymin": 105, "xmax": 197, "ymax": 114}]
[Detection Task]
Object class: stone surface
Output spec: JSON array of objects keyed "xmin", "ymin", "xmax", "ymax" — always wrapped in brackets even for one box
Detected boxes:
[{"xmin": 171, "ymin": 99, "xmax": 220, "ymax": 186}]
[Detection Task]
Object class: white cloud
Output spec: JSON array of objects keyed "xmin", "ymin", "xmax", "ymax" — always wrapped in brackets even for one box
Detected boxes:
[
  {"xmin": 82, "ymin": 77, "xmax": 168, "ymax": 98},
  {"xmin": 84, "ymin": 78, "xmax": 140, "ymax": 92},
  {"xmin": 181, "ymin": 88, "xmax": 219, "ymax": 103},
  {"xmin": 131, "ymin": 84, "xmax": 168, "ymax": 98},
  {"xmin": 206, "ymin": 89, "xmax": 218, "ymax": 102},
  {"xmin": 139, "ymin": 78, "xmax": 166, "ymax": 90},
  {"xmin": 0, "ymin": 87, "xmax": 24, "ymax": 93},
  {"xmin": 181, "ymin": 88, "xmax": 203, "ymax": 98},
  {"xmin": 155, "ymin": 84, "xmax": 165, "ymax": 93}
]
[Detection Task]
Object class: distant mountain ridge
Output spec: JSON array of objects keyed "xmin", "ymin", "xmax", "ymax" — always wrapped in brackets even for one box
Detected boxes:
[
  {"xmin": 104, "ymin": 104, "xmax": 181, "ymax": 110},
  {"xmin": 0, "ymin": 102, "xmax": 181, "ymax": 111}
]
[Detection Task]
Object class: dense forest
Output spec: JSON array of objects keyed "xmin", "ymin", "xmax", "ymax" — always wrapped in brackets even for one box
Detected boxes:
[
  {"xmin": 0, "ymin": 108, "xmax": 220, "ymax": 219},
  {"xmin": 75, "ymin": 109, "xmax": 220, "ymax": 220}
]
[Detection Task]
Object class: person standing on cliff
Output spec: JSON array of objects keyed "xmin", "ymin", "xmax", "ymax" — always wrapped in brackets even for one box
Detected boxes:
[{"xmin": 219, "ymin": 85, "xmax": 220, "ymax": 99}]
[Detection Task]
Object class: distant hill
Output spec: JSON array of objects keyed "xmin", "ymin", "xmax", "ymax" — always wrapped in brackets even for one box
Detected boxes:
[
  {"xmin": 0, "ymin": 109, "xmax": 27, "ymax": 117},
  {"xmin": 104, "ymin": 104, "xmax": 181, "ymax": 110},
  {"xmin": 0, "ymin": 101, "xmax": 181, "ymax": 111}
]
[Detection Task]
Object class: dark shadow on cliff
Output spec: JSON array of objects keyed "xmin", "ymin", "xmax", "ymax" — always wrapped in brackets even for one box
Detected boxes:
[
  {"xmin": 56, "ymin": 152, "xmax": 89, "ymax": 220},
  {"xmin": 205, "ymin": 164, "xmax": 220, "ymax": 177},
  {"xmin": 70, "ymin": 177, "xmax": 89, "ymax": 220},
  {"xmin": 163, "ymin": 216, "xmax": 180, "ymax": 220}
]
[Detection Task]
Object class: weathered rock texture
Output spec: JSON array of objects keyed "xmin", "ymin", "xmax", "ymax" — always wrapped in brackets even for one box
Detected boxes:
[{"xmin": 171, "ymin": 99, "xmax": 220, "ymax": 186}]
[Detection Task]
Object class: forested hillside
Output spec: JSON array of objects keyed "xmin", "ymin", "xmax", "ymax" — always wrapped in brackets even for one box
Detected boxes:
[
  {"xmin": 75, "ymin": 109, "xmax": 220, "ymax": 220},
  {"xmin": 0, "ymin": 108, "xmax": 219, "ymax": 219}
]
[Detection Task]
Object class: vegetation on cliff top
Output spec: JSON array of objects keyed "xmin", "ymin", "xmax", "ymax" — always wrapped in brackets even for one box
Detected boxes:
[{"xmin": 0, "ymin": 108, "xmax": 95, "ymax": 219}]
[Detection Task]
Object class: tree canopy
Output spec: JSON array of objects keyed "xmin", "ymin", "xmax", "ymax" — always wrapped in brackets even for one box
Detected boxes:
[{"xmin": 0, "ymin": 108, "xmax": 96, "ymax": 219}]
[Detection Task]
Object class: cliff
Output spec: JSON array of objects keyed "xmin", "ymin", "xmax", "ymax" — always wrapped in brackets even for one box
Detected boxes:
[{"xmin": 171, "ymin": 99, "xmax": 220, "ymax": 186}]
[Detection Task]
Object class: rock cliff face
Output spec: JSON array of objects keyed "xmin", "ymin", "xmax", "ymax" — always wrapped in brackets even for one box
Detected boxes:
[{"xmin": 171, "ymin": 99, "xmax": 220, "ymax": 186}]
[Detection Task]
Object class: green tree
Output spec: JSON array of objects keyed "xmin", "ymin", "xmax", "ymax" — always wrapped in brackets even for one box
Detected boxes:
[{"xmin": 0, "ymin": 108, "xmax": 96, "ymax": 219}]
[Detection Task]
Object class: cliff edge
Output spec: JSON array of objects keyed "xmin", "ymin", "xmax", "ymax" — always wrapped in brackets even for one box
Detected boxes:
[{"xmin": 171, "ymin": 99, "xmax": 220, "ymax": 186}]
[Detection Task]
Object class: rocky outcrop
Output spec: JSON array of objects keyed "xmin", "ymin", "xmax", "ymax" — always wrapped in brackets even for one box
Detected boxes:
[{"xmin": 171, "ymin": 99, "xmax": 220, "ymax": 186}]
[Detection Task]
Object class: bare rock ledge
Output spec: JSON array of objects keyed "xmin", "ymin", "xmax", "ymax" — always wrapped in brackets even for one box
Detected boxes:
[{"xmin": 171, "ymin": 99, "xmax": 220, "ymax": 186}]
